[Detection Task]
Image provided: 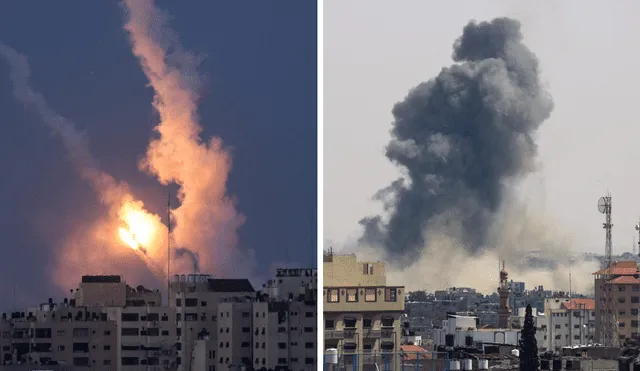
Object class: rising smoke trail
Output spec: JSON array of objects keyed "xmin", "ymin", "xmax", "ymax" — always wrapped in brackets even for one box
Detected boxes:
[
  {"xmin": 360, "ymin": 18, "xmax": 554, "ymax": 262},
  {"xmin": 0, "ymin": 42, "xmax": 168, "ymax": 288},
  {"xmin": 121, "ymin": 0, "xmax": 247, "ymax": 277}
]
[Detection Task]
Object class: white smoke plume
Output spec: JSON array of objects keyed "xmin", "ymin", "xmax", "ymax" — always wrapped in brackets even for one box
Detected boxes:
[
  {"xmin": 0, "ymin": 42, "xmax": 169, "ymax": 289},
  {"xmin": 355, "ymin": 189, "xmax": 599, "ymax": 296},
  {"xmin": 121, "ymin": 0, "xmax": 249, "ymax": 277}
]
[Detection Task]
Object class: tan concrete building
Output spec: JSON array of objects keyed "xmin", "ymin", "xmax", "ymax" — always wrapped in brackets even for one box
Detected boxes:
[
  {"xmin": 593, "ymin": 261, "xmax": 640, "ymax": 346},
  {"xmin": 323, "ymin": 252, "xmax": 405, "ymax": 371}
]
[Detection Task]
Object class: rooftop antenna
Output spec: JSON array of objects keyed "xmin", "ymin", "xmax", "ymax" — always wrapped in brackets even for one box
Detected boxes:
[
  {"xmin": 635, "ymin": 218, "xmax": 640, "ymax": 257},
  {"xmin": 598, "ymin": 194, "xmax": 613, "ymax": 267},
  {"xmin": 167, "ymin": 190, "xmax": 171, "ymax": 306},
  {"xmin": 598, "ymin": 193, "xmax": 618, "ymax": 347},
  {"xmin": 569, "ymin": 271, "xmax": 573, "ymax": 345}
]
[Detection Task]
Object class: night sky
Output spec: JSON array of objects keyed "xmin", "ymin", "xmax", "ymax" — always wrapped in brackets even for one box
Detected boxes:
[{"xmin": 0, "ymin": 1, "xmax": 317, "ymax": 307}]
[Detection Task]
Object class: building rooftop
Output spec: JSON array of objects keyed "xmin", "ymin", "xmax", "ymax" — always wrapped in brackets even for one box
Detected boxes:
[
  {"xmin": 592, "ymin": 261, "xmax": 639, "ymax": 276},
  {"xmin": 81, "ymin": 275, "xmax": 122, "ymax": 283},
  {"xmin": 207, "ymin": 278, "xmax": 255, "ymax": 293},
  {"xmin": 400, "ymin": 345, "xmax": 431, "ymax": 360},
  {"xmin": 561, "ymin": 298, "xmax": 595, "ymax": 310},
  {"xmin": 606, "ymin": 276, "xmax": 640, "ymax": 285}
]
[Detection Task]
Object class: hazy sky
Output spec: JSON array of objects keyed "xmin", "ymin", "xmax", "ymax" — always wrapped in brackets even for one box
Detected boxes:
[
  {"xmin": 0, "ymin": 1, "xmax": 316, "ymax": 306},
  {"xmin": 325, "ymin": 1, "xmax": 640, "ymax": 257}
]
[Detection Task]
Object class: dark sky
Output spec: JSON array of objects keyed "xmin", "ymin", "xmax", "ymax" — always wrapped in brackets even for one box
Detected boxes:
[{"xmin": 0, "ymin": 1, "xmax": 317, "ymax": 306}]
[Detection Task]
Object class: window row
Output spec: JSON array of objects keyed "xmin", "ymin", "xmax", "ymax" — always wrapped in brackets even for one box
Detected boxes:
[{"xmin": 326, "ymin": 287, "xmax": 400, "ymax": 303}]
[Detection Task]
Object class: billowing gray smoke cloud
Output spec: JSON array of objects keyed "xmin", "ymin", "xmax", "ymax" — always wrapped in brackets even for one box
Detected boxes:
[{"xmin": 360, "ymin": 18, "xmax": 554, "ymax": 262}]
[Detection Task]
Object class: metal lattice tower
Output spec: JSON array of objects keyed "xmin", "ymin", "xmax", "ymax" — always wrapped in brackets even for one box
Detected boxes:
[
  {"xmin": 600, "ymin": 194, "xmax": 613, "ymax": 267},
  {"xmin": 598, "ymin": 194, "xmax": 618, "ymax": 347}
]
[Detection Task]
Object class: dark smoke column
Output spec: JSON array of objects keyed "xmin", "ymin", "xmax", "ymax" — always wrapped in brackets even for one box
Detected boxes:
[{"xmin": 360, "ymin": 18, "xmax": 553, "ymax": 262}]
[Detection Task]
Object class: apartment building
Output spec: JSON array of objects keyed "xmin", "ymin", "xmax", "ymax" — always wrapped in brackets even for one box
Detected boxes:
[
  {"xmin": 543, "ymin": 297, "xmax": 595, "ymax": 351},
  {"xmin": 0, "ymin": 269, "xmax": 316, "ymax": 371},
  {"xmin": 323, "ymin": 252, "xmax": 405, "ymax": 371},
  {"xmin": 593, "ymin": 261, "xmax": 640, "ymax": 345},
  {"xmin": 170, "ymin": 275, "xmax": 256, "ymax": 371}
]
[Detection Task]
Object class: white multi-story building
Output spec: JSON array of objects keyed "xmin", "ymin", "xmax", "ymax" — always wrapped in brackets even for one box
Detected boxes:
[
  {"xmin": 432, "ymin": 313, "xmax": 547, "ymax": 350},
  {"xmin": 544, "ymin": 297, "xmax": 595, "ymax": 351}
]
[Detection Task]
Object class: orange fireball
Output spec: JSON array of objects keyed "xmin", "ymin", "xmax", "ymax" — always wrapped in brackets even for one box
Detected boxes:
[{"xmin": 117, "ymin": 201, "xmax": 159, "ymax": 252}]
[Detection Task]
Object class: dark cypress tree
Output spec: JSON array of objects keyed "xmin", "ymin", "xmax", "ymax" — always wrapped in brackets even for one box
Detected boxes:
[{"xmin": 519, "ymin": 304, "xmax": 540, "ymax": 371}]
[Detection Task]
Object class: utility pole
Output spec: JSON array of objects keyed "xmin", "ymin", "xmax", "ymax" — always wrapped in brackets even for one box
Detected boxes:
[{"xmin": 569, "ymin": 272, "xmax": 572, "ymax": 347}]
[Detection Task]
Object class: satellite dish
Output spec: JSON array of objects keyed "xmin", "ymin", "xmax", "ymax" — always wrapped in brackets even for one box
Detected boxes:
[
  {"xmin": 598, "ymin": 197, "xmax": 607, "ymax": 214},
  {"xmin": 636, "ymin": 224, "xmax": 640, "ymax": 231}
]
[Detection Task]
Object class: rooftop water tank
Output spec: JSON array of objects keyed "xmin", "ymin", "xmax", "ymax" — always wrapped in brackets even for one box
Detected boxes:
[
  {"xmin": 325, "ymin": 348, "xmax": 338, "ymax": 364},
  {"xmin": 450, "ymin": 360, "xmax": 461, "ymax": 371},
  {"xmin": 511, "ymin": 349, "xmax": 520, "ymax": 357},
  {"xmin": 463, "ymin": 359, "xmax": 473, "ymax": 370},
  {"xmin": 478, "ymin": 359, "xmax": 488, "ymax": 370}
]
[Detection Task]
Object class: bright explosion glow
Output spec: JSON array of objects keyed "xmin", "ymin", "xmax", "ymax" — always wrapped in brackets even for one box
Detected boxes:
[{"xmin": 118, "ymin": 201, "xmax": 159, "ymax": 252}]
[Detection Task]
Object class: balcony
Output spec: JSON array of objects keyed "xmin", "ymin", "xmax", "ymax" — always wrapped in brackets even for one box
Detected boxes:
[
  {"xmin": 343, "ymin": 329, "xmax": 357, "ymax": 340},
  {"xmin": 363, "ymin": 329, "xmax": 381, "ymax": 338},
  {"xmin": 380, "ymin": 329, "xmax": 395, "ymax": 340},
  {"xmin": 325, "ymin": 330, "xmax": 344, "ymax": 340}
]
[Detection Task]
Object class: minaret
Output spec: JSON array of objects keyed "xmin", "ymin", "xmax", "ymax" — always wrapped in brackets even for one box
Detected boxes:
[{"xmin": 497, "ymin": 260, "xmax": 511, "ymax": 329}]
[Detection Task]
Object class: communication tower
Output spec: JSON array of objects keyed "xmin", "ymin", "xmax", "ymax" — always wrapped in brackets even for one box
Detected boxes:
[
  {"xmin": 598, "ymin": 195, "xmax": 613, "ymax": 267},
  {"xmin": 597, "ymin": 194, "xmax": 618, "ymax": 347},
  {"xmin": 635, "ymin": 219, "xmax": 640, "ymax": 257}
]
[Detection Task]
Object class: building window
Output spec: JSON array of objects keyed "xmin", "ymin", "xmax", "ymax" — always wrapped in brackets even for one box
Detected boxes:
[
  {"xmin": 327, "ymin": 289, "xmax": 339, "ymax": 303},
  {"xmin": 632, "ymin": 309, "xmax": 639, "ymax": 316},
  {"xmin": 619, "ymin": 297, "xmax": 626, "ymax": 304},
  {"xmin": 365, "ymin": 288, "xmax": 376, "ymax": 302},
  {"xmin": 344, "ymin": 317, "xmax": 357, "ymax": 328},
  {"xmin": 176, "ymin": 299, "xmax": 182, "ymax": 307},
  {"xmin": 363, "ymin": 318, "xmax": 372, "ymax": 328},
  {"xmin": 325, "ymin": 319, "xmax": 335, "ymax": 329},
  {"xmin": 121, "ymin": 357, "xmax": 139, "ymax": 366},
  {"xmin": 73, "ymin": 328, "xmax": 89, "ymax": 337},
  {"xmin": 619, "ymin": 322, "xmax": 626, "ymax": 328},
  {"xmin": 381, "ymin": 316, "xmax": 394, "ymax": 327},
  {"xmin": 385, "ymin": 288, "xmax": 397, "ymax": 302},
  {"xmin": 363, "ymin": 263, "xmax": 374, "ymax": 275},
  {"xmin": 634, "ymin": 285, "xmax": 640, "ymax": 292},
  {"xmin": 121, "ymin": 328, "xmax": 139, "ymax": 336},
  {"xmin": 632, "ymin": 321, "xmax": 639, "ymax": 328},
  {"xmin": 121, "ymin": 313, "xmax": 139, "ymax": 321},
  {"xmin": 632, "ymin": 296, "xmax": 639, "ymax": 304},
  {"xmin": 619, "ymin": 286, "xmax": 626, "ymax": 292},
  {"xmin": 346, "ymin": 288, "xmax": 358, "ymax": 302}
]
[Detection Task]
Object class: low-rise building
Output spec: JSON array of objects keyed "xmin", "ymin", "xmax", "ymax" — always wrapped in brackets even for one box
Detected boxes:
[{"xmin": 323, "ymin": 252, "xmax": 405, "ymax": 371}]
